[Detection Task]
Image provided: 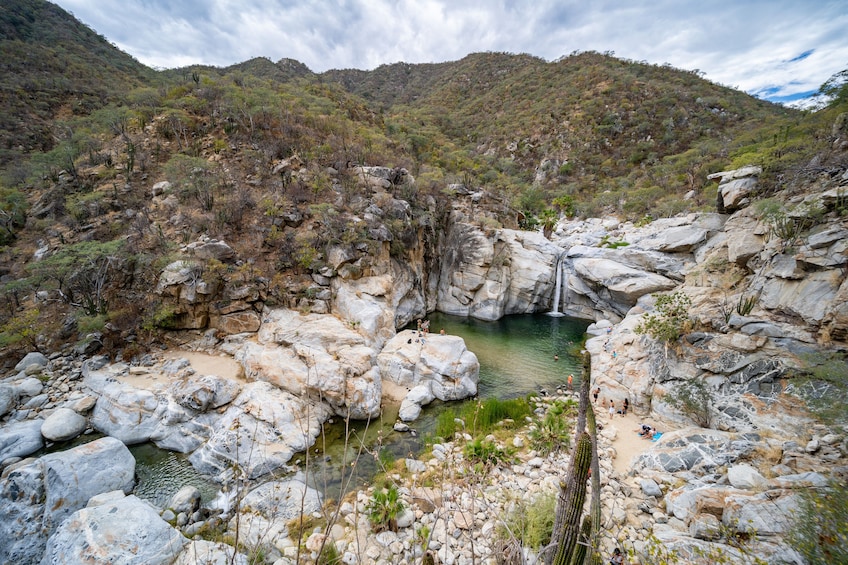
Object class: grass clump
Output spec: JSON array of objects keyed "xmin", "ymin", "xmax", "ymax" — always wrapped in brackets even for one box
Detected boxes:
[
  {"xmin": 464, "ymin": 438, "xmax": 513, "ymax": 468},
  {"xmin": 366, "ymin": 484, "xmax": 406, "ymax": 533},
  {"xmin": 498, "ymin": 491, "xmax": 557, "ymax": 551},
  {"xmin": 433, "ymin": 397, "xmax": 534, "ymax": 440},
  {"xmin": 529, "ymin": 399, "xmax": 576, "ymax": 455}
]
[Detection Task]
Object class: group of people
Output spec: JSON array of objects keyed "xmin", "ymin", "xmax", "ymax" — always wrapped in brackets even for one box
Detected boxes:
[
  {"xmin": 605, "ymin": 397, "xmax": 629, "ymax": 419},
  {"xmin": 636, "ymin": 423, "xmax": 659, "ymax": 440}
]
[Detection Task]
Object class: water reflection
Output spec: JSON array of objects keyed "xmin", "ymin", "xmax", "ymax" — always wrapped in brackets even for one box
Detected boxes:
[{"xmin": 130, "ymin": 443, "xmax": 218, "ymax": 508}]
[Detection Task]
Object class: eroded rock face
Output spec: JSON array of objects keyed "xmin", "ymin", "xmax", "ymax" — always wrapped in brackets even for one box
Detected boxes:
[
  {"xmin": 437, "ymin": 220, "xmax": 564, "ymax": 320},
  {"xmin": 0, "ymin": 436, "xmax": 135, "ymax": 565},
  {"xmin": 188, "ymin": 381, "xmax": 331, "ymax": 480}
]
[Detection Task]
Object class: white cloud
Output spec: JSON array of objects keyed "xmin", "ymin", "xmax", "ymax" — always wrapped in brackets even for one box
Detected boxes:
[{"xmin": 54, "ymin": 0, "xmax": 848, "ymax": 103}]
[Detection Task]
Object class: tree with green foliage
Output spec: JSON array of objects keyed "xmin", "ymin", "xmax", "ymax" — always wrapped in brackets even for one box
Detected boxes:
[
  {"xmin": 163, "ymin": 154, "xmax": 217, "ymax": 211},
  {"xmin": 0, "ymin": 307, "xmax": 42, "ymax": 352},
  {"xmin": 0, "ymin": 186, "xmax": 27, "ymax": 245},
  {"xmin": 635, "ymin": 291, "xmax": 692, "ymax": 344},
  {"xmin": 28, "ymin": 239, "xmax": 127, "ymax": 315}
]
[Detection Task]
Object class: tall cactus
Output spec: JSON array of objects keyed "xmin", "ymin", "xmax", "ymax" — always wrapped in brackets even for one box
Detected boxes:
[
  {"xmin": 569, "ymin": 515, "xmax": 592, "ymax": 565},
  {"xmin": 550, "ymin": 431, "xmax": 592, "ymax": 565},
  {"xmin": 585, "ymin": 403, "xmax": 602, "ymax": 565}
]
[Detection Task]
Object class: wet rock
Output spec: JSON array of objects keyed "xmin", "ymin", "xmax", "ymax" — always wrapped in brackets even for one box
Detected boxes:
[{"xmin": 169, "ymin": 485, "xmax": 202, "ymax": 515}]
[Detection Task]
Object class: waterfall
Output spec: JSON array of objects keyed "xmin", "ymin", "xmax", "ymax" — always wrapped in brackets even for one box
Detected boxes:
[{"xmin": 548, "ymin": 253, "xmax": 567, "ymax": 317}]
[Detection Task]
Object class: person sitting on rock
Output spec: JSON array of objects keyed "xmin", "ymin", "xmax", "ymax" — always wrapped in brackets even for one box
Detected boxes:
[{"xmin": 609, "ymin": 547, "xmax": 624, "ymax": 565}]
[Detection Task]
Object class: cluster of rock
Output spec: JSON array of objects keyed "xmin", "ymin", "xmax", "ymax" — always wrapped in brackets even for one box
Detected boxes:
[
  {"xmin": 0, "ymin": 306, "xmax": 480, "ymax": 562},
  {"xmin": 266, "ymin": 395, "xmax": 843, "ymax": 565}
]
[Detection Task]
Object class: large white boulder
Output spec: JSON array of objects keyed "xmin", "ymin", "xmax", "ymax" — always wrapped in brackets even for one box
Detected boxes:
[
  {"xmin": 41, "ymin": 408, "xmax": 87, "ymax": 442},
  {"xmin": 188, "ymin": 381, "xmax": 331, "ymax": 480},
  {"xmin": 0, "ymin": 437, "xmax": 135, "ymax": 564},
  {"xmin": 41, "ymin": 494, "xmax": 185, "ymax": 564},
  {"xmin": 377, "ymin": 329, "xmax": 479, "ymax": 421},
  {"xmin": 236, "ymin": 308, "xmax": 381, "ymax": 419},
  {"xmin": 0, "ymin": 419, "xmax": 44, "ymax": 461}
]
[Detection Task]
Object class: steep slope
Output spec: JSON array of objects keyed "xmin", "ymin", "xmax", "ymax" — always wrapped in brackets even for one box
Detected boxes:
[{"xmin": 0, "ymin": 0, "xmax": 157, "ymax": 166}]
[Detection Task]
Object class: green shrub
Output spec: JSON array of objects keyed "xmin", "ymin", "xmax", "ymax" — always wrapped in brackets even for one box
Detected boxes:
[
  {"xmin": 366, "ymin": 485, "xmax": 405, "ymax": 533},
  {"xmin": 498, "ymin": 491, "xmax": 557, "ymax": 550},
  {"xmin": 788, "ymin": 480, "xmax": 848, "ymax": 564},
  {"xmin": 77, "ymin": 314, "xmax": 107, "ymax": 334},
  {"xmin": 464, "ymin": 438, "xmax": 513, "ymax": 467},
  {"xmin": 529, "ymin": 399, "xmax": 575, "ymax": 455},
  {"xmin": 663, "ymin": 378, "xmax": 712, "ymax": 427},
  {"xmin": 635, "ymin": 291, "xmax": 692, "ymax": 344}
]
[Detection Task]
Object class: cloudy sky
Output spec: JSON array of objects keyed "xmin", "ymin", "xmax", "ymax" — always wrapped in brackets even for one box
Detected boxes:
[{"xmin": 54, "ymin": 0, "xmax": 848, "ymax": 105}]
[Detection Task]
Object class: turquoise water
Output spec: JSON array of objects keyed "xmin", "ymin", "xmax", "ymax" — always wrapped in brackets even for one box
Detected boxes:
[{"xmin": 426, "ymin": 312, "xmax": 588, "ymax": 398}]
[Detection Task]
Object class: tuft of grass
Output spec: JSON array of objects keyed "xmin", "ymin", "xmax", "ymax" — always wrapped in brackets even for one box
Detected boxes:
[
  {"xmin": 433, "ymin": 397, "xmax": 534, "ymax": 440},
  {"xmin": 498, "ymin": 491, "xmax": 557, "ymax": 551},
  {"xmin": 529, "ymin": 399, "xmax": 576, "ymax": 455},
  {"xmin": 464, "ymin": 438, "xmax": 513, "ymax": 467}
]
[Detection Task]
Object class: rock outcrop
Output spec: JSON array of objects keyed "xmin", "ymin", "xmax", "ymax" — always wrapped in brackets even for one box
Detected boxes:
[
  {"xmin": 377, "ymin": 329, "xmax": 480, "ymax": 421},
  {"xmin": 235, "ymin": 308, "xmax": 382, "ymax": 419},
  {"xmin": 41, "ymin": 493, "xmax": 186, "ymax": 564}
]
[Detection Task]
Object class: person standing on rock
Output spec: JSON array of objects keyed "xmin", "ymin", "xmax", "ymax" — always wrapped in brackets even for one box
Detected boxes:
[
  {"xmin": 608, "ymin": 399, "xmax": 615, "ymax": 420},
  {"xmin": 593, "ymin": 387, "xmax": 600, "ymax": 403}
]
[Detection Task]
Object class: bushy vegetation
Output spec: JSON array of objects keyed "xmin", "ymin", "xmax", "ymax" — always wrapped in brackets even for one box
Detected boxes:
[
  {"xmin": 788, "ymin": 480, "xmax": 848, "ymax": 564},
  {"xmin": 792, "ymin": 352, "xmax": 848, "ymax": 426},
  {"xmin": 662, "ymin": 378, "xmax": 713, "ymax": 427},
  {"xmin": 498, "ymin": 491, "xmax": 557, "ymax": 551},
  {"xmin": 635, "ymin": 291, "xmax": 693, "ymax": 344},
  {"xmin": 366, "ymin": 484, "xmax": 405, "ymax": 533},
  {"xmin": 528, "ymin": 398, "xmax": 576, "ymax": 454}
]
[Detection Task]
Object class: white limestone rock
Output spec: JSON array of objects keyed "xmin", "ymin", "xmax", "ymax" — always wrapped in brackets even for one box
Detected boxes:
[
  {"xmin": 41, "ymin": 495, "xmax": 185, "ymax": 565},
  {"xmin": 41, "ymin": 408, "xmax": 87, "ymax": 442}
]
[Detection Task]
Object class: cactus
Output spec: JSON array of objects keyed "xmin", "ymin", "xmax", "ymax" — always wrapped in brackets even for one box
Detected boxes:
[
  {"xmin": 569, "ymin": 515, "xmax": 592, "ymax": 565},
  {"xmin": 551, "ymin": 431, "xmax": 592, "ymax": 565}
]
